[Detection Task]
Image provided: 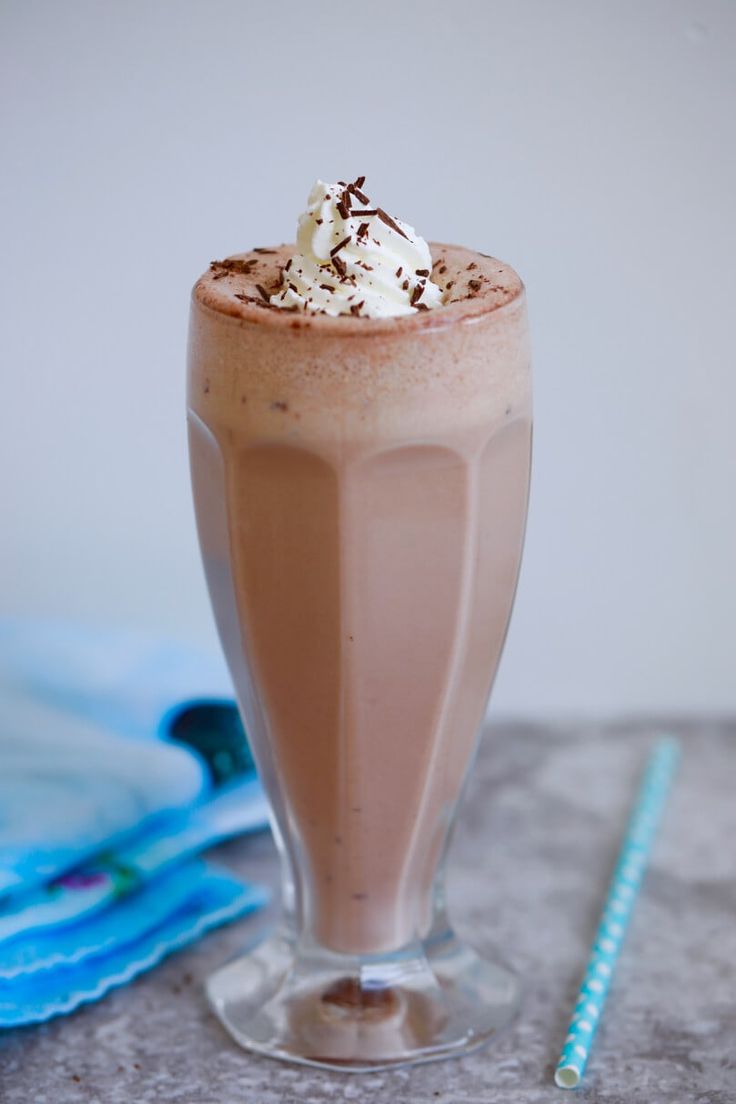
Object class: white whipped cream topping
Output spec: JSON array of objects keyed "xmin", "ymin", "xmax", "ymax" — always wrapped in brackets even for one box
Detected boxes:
[{"xmin": 271, "ymin": 179, "xmax": 443, "ymax": 318}]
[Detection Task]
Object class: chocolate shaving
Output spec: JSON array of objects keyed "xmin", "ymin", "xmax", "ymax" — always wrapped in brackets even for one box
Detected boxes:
[
  {"xmin": 416, "ymin": 303, "xmax": 430, "ymax": 311},
  {"xmin": 349, "ymin": 301, "xmax": 365, "ymax": 316},
  {"xmin": 396, "ymin": 266, "xmax": 402, "ymax": 277},
  {"xmin": 210, "ymin": 258, "xmax": 257, "ymax": 274},
  {"xmin": 415, "ymin": 268, "xmax": 429, "ymax": 277},
  {"xmin": 350, "ymin": 208, "xmax": 377, "ymax": 217},
  {"xmin": 377, "ymin": 208, "xmax": 409, "ymax": 239},
  {"xmin": 357, "ymin": 222, "xmax": 370, "ymax": 240},
  {"xmin": 468, "ymin": 279, "xmax": 482, "ymax": 293},
  {"xmin": 319, "ymin": 283, "xmax": 335, "ymax": 293},
  {"xmin": 410, "ymin": 282, "xmax": 424, "ymax": 306},
  {"xmin": 446, "ymin": 280, "xmax": 455, "ymax": 289},
  {"xmin": 234, "ymin": 293, "xmax": 256, "ymax": 303},
  {"xmin": 255, "ymin": 284, "xmax": 271, "ymax": 303},
  {"xmin": 402, "ymin": 278, "xmax": 409, "ymax": 291},
  {"xmin": 438, "ymin": 265, "xmax": 447, "ymax": 274},
  {"xmin": 330, "ymin": 236, "xmax": 351, "ymax": 257},
  {"xmin": 332, "ymin": 254, "xmax": 347, "ymax": 278},
  {"xmin": 315, "ymin": 218, "xmax": 323, "ymax": 225},
  {"xmin": 253, "ymin": 247, "xmax": 276, "ymax": 254},
  {"xmin": 285, "ymin": 258, "xmax": 292, "ymax": 271},
  {"xmin": 288, "ymin": 283, "xmax": 298, "ymax": 293},
  {"xmin": 345, "ymin": 176, "xmax": 370, "ymax": 205},
  {"xmin": 336, "ymin": 198, "xmax": 350, "ymax": 219},
  {"xmin": 466, "ymin": 262, "xmax": 478, "ymax": 271}
]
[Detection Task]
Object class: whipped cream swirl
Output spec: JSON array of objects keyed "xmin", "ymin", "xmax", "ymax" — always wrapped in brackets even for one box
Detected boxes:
[{"xmin": 270, "ymin": 178, "xmax": 443, "ymax": 318}]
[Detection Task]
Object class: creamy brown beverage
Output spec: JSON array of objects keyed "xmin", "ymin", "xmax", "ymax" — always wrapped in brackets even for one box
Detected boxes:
[{"xmin": 190, "ymin": 178, "xmax": 531, "ymax": 1068}]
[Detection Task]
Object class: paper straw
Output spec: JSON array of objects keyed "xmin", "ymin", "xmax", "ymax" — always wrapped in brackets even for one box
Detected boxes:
[{"xmin": 554, "ymin": 736, "xmax": 680, "ymax": 1089}]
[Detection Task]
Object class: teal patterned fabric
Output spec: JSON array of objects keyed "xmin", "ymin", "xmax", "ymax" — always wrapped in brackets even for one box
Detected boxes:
[{"xmin": 0, "ymin": 619, "xmax": 270, "ymax": 1025}]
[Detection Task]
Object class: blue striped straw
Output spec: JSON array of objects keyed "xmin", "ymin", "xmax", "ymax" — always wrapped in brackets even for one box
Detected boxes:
[{"xmin": 554, "ymin": 736, "xmax": 680, "ymax": 1089}]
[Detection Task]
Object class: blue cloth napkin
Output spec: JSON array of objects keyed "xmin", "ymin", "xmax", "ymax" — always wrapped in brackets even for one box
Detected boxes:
[
  {"xmin": 0, "ymin": 695, "xmax": 208, "ymax": 896},
  {"xmin": 0, "ymin": 618, "xmax": 271, "ymax": 1026},
  {"xmin": 0, "ymin": 617, "xmax": 232, "ymax": 742},
  {"xmin": 0, "ymin": 864, "xmax": 268, "ymax": 1026}
]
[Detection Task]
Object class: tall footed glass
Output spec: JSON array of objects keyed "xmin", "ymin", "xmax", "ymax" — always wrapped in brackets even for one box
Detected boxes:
[{"xmin": 187, "ymin": 244, "xmax": 532, "ymax": 1071}]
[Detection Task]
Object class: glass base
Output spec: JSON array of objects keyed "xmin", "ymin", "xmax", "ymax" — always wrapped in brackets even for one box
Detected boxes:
[{"xmin": 206, "ymin": 927, "xmax": 520, "ymax": 1072}]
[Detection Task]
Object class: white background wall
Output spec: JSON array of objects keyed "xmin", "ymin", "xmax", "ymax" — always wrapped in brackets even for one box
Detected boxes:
[{"xmin": 2, "ymin": 1, "xmax": 734, "ymax": 716}]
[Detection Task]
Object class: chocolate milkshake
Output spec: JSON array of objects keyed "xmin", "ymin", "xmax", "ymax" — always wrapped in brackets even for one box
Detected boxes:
[{"xmin": 188, "ymin": 178, "xmax": 531, "ymax": 1069}]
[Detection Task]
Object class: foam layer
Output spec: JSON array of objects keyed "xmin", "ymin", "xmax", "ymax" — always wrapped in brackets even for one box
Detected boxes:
[
  {"xmin": 189, "ymin": 243, "xmax": 529, "ymax": 446},
  {"xmin": 195, "ymin": 243, "xmax": 523, "ymax": 333}
]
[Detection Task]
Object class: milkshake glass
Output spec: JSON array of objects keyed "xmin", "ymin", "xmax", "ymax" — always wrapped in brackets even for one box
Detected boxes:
[{"xmin": 187, "ymin": 235, "xmax": 531, "ymax": 1070}]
